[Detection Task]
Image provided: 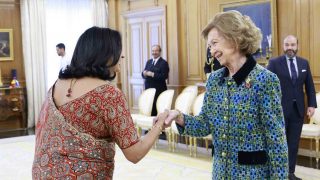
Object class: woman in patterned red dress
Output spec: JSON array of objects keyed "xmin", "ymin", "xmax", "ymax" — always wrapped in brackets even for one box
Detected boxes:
[{"xmin": 32, "ymin": 27, "xmax": 167, "ymax": 179}]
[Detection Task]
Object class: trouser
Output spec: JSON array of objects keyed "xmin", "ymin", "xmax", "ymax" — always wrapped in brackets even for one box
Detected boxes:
[
  {"xmin": 285, "ymin": 101, "xmax": 304, "ymax": 173},
  {"xmin": 151, "ymin": 89, "xmax": 166, "ymax": 116},
  {"xmin": 151, "ymin": 91, "xmax": 160, "ymax": 116}
]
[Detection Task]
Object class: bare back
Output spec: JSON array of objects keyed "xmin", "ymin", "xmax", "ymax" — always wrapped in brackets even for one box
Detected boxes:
[{"xmin": 53, "ymin": 77, "xmax": 109, "ymax": 107}]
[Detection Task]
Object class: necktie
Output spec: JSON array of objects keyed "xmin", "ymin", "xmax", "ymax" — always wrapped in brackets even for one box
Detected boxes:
[
  {"xmin": 152, "ymin": 60, "xmax": 156, "ymax": 66},
  {"xmin": 289, "ymin": 58, "xmax": 297, "ymax": 84}
]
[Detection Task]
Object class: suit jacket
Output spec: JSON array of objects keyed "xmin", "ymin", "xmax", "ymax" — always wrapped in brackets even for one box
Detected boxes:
[
  {"xmin": 141, "ymin": 57, "xmax": 169, "ymax": 92},
  {"xmin": 267, "ymin": 55, "xmax": 317, "ymax": 118}
]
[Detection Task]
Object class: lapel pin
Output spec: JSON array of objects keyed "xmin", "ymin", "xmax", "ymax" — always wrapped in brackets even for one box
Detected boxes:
[{"xmin": 245, "ymin": 78, "xmax": 252, "ymax": 89}]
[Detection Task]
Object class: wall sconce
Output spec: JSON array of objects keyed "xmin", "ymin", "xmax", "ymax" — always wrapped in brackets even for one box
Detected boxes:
[{"xmin": 256, "ymin": 34, "xmax": 272, "ymax": 66}]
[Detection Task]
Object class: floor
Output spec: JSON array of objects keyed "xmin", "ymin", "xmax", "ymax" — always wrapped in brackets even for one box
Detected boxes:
[{"xmin": 0, "ymin": 133, "xmax": 320, "ymax": 179}]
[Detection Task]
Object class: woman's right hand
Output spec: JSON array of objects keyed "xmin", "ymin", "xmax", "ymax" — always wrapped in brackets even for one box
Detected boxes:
[{"xmin": 153, "ymin": 110, "xmax": 169, "ymax": 129}]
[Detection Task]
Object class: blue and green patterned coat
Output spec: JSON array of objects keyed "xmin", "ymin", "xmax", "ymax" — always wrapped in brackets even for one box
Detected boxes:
[{"xmin": 178, "ymin": 56, "xmax": 288, "ymax": 179}]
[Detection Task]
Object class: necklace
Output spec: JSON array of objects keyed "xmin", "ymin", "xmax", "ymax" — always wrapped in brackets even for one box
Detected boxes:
[
  {"xmin": 206, "ymin": 56, "xmax": 214, "ymax": 72},
  {"xmin": 66, "ymin": 78, "xmax": 77, "ymax": 97}
]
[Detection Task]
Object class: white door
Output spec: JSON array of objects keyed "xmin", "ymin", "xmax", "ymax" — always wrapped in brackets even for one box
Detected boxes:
[{"xmin": 122, "ymin": 7, "xmax": 167, "ymax": 111}]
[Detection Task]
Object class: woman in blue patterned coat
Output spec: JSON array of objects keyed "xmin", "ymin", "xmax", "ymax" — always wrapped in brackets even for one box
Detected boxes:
[{"xmin": 159, "ymin": 10, "xmax": 288, "ymax": 179}]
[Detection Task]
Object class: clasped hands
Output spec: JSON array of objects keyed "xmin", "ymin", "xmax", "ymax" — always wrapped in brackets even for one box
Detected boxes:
[
  {"xmin": 152, "ymin": 109, "xmax": 183, "ymax": 129},
  {"xmin": 143, "ymin": 70, "xmax": 154, "ymax": 77}
]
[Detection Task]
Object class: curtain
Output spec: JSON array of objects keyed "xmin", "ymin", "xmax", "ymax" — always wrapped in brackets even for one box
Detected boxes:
[
  {"xmin": 20, "ymin": 0, "xmax": 47, "ymax": 128},
  {"xmin": 45, "ymin": 0, "xmax": 93, "ymax": 89},
  {"xmin": 45, "ymin": 0, "xmax": 108, "ymax": 89},
  {"xmin": 92, "ymin": 0, "xmax": 109, "ymax": 27},
  {"xmin": 20, "ymin": 0, "xmax": 109, "ymax": 127}
]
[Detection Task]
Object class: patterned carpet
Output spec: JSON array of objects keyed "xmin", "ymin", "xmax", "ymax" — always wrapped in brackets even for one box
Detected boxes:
[{"xmin": 0, "ymin": 135, "xmax": 319, "ymax": 180}]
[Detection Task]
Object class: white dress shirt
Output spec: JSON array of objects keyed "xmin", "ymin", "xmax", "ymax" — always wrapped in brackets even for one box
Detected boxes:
[
  {"xmin": 60, "ymin": 54, "xmax": 71, "ymax": 70},
  {"xmin": 152, "ymin": 57, "xmax": 160, "ymax": 66}
]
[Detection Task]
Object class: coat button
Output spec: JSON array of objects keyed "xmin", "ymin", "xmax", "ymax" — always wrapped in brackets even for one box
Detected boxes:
[
  {"xmin": 222, "ymin": 152, "xmax": 226, "ymax": 157},
  {"xmin": 223, "ymin": 116, "xmax": 227, "ymax": 120},
  {"xmin": 222, "ymin": 134, "xmax": 226, "ymax": 138}
]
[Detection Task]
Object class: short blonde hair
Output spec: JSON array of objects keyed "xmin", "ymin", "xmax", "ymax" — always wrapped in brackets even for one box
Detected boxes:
[{"xmin": 202, "ymin": 10, "xmax": 262, "ymax": 55}]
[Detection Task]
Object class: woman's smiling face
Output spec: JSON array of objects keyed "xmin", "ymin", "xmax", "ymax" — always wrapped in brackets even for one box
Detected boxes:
[{"xmin": 207, "ymin": 28, "xmax": 237, "ymax": 66}]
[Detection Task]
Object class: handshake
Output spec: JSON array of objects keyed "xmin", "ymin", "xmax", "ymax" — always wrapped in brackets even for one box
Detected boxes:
[{"xmin": 152, "ymin": 109, "xmax": 185, "ymax": 130}]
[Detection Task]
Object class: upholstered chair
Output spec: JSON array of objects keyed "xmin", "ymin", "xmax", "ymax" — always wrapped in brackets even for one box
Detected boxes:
[
  {"xmin": 170, "ymin": 91, "xmax": 197, "ymax": 153},
  {"xmin": 189, "ymin": 92, "xmax": 212, "ymax": 157},
  {"xmin": 135, "ymin": 89, "xmax": 175, "ymax": 147},
  {"xmin": 131, "ymin": 88, "xmax": 156, "ymax": 136},
  {"xmin": 182, "ymin": 85, "xmax": 198, "ymax": 98},
  {"xmin": 301, "ymin": 93, "xmax": 320, "ymax": 164}
]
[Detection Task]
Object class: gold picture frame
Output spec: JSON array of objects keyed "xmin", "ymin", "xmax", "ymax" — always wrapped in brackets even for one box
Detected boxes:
[
  {"xmin": 0, "ymin": 29, "xmax": 14, "ymax": 61},
  {"xmin": 220, "ymin": 0, "xmax": 278, "ymax": 64}
]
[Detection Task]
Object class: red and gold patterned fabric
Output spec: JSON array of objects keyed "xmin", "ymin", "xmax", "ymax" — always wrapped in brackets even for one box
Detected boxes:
[{"xmin": 32, "ymin": 84, "xmax": 139, "ymax": 179}]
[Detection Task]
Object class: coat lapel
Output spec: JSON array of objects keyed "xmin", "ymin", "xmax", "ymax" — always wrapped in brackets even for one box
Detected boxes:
[
  {"xmin": 279, "ymin": 56, "xmax": 290, "ymax": 79},
  {"xmin": 154, "ymin": 57, "xmax": 162, "ymax": 67},
  {"xmin": 147, "ymin": 59, "xmax": 153, "ymax": 69}
]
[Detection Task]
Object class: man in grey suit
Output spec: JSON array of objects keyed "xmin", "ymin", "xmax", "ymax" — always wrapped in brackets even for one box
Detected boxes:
[{"xmin": 267, "ymin": 35, "xmax": 317, "ymax": 180}]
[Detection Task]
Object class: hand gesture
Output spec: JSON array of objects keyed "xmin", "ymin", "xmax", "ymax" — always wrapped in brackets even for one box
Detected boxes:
[
  {"xmin": 307, "ymin": 107, "xmax": 315, "ymax": 118},
  {"xmin": 143, "ymin": 70, "xmax": 148, "ymax": 77},
  {"xmin": 146, "ymin": 71, "xmax": 154, "ymax": 77}
]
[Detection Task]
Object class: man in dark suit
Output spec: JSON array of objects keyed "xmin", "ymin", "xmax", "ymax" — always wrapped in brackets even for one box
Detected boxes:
[
  {"xmin": 142, "ymin": 44, "xmax": 169, "ymax": 116},
  {"xmin": 267, "ymin": 35, "xmax": 317, "ymax": 180}
]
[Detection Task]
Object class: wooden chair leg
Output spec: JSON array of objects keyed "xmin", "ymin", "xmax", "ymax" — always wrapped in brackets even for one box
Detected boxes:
[
  {"xmin": 205, "ymin": 139, "xmax": 209, "ymax": 151},
  {"xmin": 171, "ymin": 133, "xmax": 176, "ymax": 152},
  {"xmin": 137, "ymin": 127, "xmax": 142, "ymax": 137},
  {"xmin": 185, "ymin": 136, "xmax": 189, "ymax": 148},
  {"xmin": 167, "ymin": 131, "xmax": 171, "ymax": 151},
  {"xmin": 175, "ymin": 134, "xmax": 178, "ymax": 149},
  {"xmin": 189, "ymin": 136, "xmax": 193, "ymax": 156},
  {"xmin": 193, "ymin": 137, "xmax": 197, "ymax": 157},
  {"xmin": 316, "ymin": 139, "xmax": 319, "ymax": 165},
  {"xmin": 310, "ymin": 139, "xmax": 313, "ymax": 158},
  {"xmin": 170, "ymin": 131, "xmax": 173, "ymax": 151},
  {"xmin": 165, "ymin": 131, "xmax": 171, "ymax": 151}
]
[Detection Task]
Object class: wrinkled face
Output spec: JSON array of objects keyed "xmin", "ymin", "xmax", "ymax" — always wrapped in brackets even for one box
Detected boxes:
[
  {"xmin": 56, "ymin": 47, "xmax": 64, "ymax": 56},
  {"xmin": 207, "ymin": 28, "xmax": 236, "ymax": 66},
  {"xmin": 151, "ymin": 45, "xmax": 161, "ymax": 59},
  {"xmin": 283, "ymin": 36, "xmax": 298, "ymax": 58}
]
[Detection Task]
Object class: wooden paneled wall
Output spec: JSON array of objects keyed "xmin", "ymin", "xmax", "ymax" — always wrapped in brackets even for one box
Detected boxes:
[
  {"xmin": 109, "ymin": 0, "xmax": 320, "ymax": 93},
  {"xmin": 0, "ymin": 0, "xmax": 24, "ymax": 86},
  {"xmin": 0, "ymin": 0, "xmax": 318, "ymax": 95}
]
